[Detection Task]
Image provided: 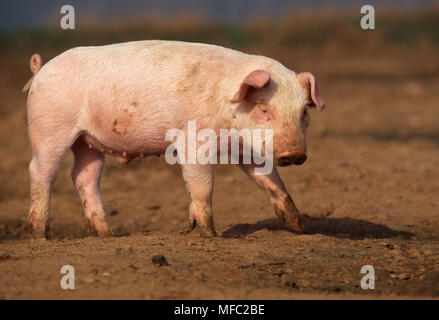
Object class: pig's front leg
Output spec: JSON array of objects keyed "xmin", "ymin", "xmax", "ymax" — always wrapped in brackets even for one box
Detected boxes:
[
  {"xmin": 181, "ymin": 164, "xmax": 216, "ymax": 237},
  {"xmin": 238, "ymin": 163, "xmax": 305, "ymax": 232}
]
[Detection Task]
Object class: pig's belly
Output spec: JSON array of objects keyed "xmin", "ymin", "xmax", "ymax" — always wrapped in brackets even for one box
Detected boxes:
[{"xmin": 80, "ymin": 133, "xmax": 168, "ymax": 164}]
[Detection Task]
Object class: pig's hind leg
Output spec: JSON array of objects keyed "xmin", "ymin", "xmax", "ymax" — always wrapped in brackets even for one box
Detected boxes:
[
  {"xmin": 28, "ymin": 129, "xmax": 78, "ymax": 238},
  {"xmin": 71, "ymin": 137, "xmax": 113, "ymax": 236},
  {"xmin": 181, "ymin": 164, "xmax": 216, "ymax": 237},
  {"xmin": 238, "ymin": 163, "xmax": 305, "ymax": 233}
]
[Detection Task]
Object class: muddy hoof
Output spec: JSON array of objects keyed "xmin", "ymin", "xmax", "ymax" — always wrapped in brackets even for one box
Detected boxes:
[
  {"xmin": 285, "ymin": 220, "xmax": 305, "ymax": 233},
  {"xmin": 27, "ymin": 222, "xmax": 51, "ymax": 239},
  {"xmin": 185, "ymin": 226, "xmax": 217, "ymax": 237},
  {"xmin": 96, "ymin": 228, "xmax": 114, "ymax": 237},
  {"xmin": 284, "ymin": 212, "xmax": 305, "ymax": 233},
  {"xmin": 274, "ymin": 202, "xmax": 305, "ymax": 233},
  {"xmin": 187, "ymin": 219, "xmax": 217, "ymax": 237},
  {"xmin": 198, "ymin": 227, "xmax": 217, "ymax": 238},
  {"xmin": 87, "ymin": 223, "xmax": 114, "ymax": 237}
]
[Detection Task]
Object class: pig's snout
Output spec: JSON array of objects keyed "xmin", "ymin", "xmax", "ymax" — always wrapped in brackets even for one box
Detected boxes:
[{"xmin": 277, "ymin": 151, "xmax": 307, "ymax": 166}]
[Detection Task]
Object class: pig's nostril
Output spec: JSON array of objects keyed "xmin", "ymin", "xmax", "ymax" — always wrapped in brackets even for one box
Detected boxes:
[{"xmin": 277, "ymin": 151, "xmax": 307, "ymax": 166}]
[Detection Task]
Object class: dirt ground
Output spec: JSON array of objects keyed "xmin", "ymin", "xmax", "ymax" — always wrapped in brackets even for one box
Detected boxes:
[{"xmin": 0, "ymin": 44, "xmax": 438, "ymax": 299}]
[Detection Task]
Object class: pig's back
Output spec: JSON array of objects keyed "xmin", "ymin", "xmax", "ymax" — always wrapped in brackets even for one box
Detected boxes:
[
  {"xmin": 66, "ymin": 40, "xmax": 248, "ymax": 81},
  {"xmin": 60, "ymin": 40, "xmax": 268, "ymax": 95},
  {"xmin": 62, "ymin": 40, "xmax": 267, "ymax": 120},
  {"xmin": 37, "ymin": 40, "xmax": 272, "ymax": 111}
]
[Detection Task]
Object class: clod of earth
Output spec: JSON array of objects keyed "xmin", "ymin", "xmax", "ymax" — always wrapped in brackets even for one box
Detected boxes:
[{"xmin": 152, "ymin": 255, "xmax": 169, "ymax": 267}]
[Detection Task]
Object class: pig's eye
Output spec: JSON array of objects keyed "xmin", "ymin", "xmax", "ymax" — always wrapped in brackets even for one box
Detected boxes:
[{"xmin": 262, "ymin": 109, "xmax": 268, "ymax": 113}]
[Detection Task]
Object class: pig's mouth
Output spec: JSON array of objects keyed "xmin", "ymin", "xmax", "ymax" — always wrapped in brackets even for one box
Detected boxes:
[{"xmin": 276, "ymin": 151, "xmax": 307, "ymax": 167}]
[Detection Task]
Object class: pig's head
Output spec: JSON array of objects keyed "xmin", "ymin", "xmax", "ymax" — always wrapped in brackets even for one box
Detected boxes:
[{"xmin": 230, "ymin": 68, "xmax": 325, "ymax": 167}]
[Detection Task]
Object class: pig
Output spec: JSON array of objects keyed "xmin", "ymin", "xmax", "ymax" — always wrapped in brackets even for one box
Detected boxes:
[{"xmin": 23, "ymin": 40, "xmax": 325, "ymax": 239}]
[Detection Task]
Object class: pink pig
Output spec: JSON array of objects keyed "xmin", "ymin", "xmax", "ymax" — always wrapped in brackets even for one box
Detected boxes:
[{"xmin": 23, "ymin": 40, "xmax": 325, "ymax": 238}]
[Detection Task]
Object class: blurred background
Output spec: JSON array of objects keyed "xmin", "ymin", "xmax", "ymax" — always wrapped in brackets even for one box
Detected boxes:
[
  {"xmin": 0, "ymin": 0, "xmax": 438, "ymax": 299},
  {"xmin": 1, "ymin": 0, "xmax": 439, "ymax": 52}
]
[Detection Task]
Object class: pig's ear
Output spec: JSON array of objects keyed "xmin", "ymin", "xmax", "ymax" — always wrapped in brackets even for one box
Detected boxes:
[
  {"xmin": 231, "ymin": 70, "xmax": 271, "ymax": 103},
  {"xmin": 297, "ymin": 72, "xmax": 325, "ymax": 111}
]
